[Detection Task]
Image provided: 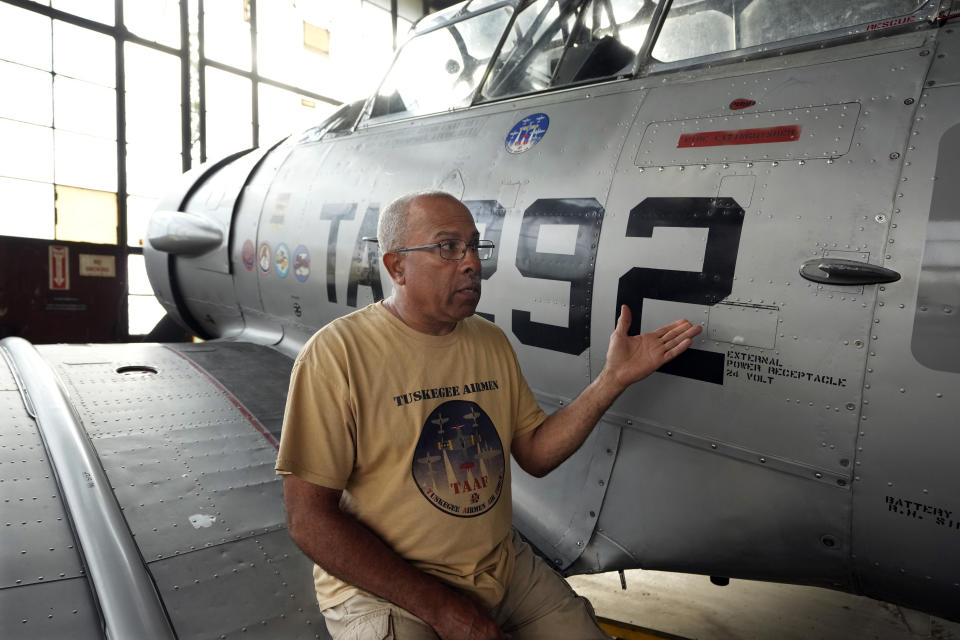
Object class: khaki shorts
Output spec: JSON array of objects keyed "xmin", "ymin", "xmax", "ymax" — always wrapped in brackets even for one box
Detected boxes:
[{"xmin": 323, "ymin": 530, "xmax": 610, "ymax": 640}]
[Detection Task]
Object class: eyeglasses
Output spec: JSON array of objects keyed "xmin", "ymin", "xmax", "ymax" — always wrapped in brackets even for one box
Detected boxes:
[{"xmin": 395, "ymin": 239, "xmax": 495, "ymax": 261}]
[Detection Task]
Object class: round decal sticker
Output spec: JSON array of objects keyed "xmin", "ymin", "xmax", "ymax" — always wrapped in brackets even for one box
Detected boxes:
[
  {"xmin": 241, "ymin": 239, "xmax": 255, "ymax": 271},
  {"xmin": 412, "ymin": 401, "xmax": 505, "ymax": 518},
  {"xmin": 505, "ymin": 113, "xmax": 549, "ymax": 154},
  {"xmin": 293, "ymin": 245, "xmax": 310, "ymax": 282},
  {"xmin": 274, "ymin": 243, "xmax": 290, "ymax": 278},
  {"xmin": 258, "ymin": 243, "xmax": 271, "ymax": 273}
]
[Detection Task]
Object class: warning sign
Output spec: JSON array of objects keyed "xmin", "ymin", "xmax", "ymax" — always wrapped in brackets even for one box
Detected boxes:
[
  {"xmin": 677, "ymin": 125, "xmax": 801, "ymax": 148},
  {"xmin": 49, "ymin": 245, "xmax": 70, "ymax": 291},
  {"xmin": 79, "ymin": 254, "xmax": 116, "ymax": 277}
]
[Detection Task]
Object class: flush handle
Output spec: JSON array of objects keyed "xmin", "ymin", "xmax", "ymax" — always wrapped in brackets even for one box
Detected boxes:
[{"xmin": 799, "ymin": 258, "xmax": 901, "ymax": 285}]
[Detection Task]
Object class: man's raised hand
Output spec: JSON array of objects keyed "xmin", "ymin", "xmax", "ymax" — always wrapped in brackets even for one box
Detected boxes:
[{"xmin": 603, "ymin": 305, "xmax": 703, "ymax": 391}]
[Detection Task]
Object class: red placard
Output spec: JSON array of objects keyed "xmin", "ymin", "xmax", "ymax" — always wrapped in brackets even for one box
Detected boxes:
[
  {"xmin": 729, "ymin": 99, "xmax": 756, "ymax": 110},
  {"xmin": 49, "ymin": 245, "xmax": 70, "ymax": 290},
  {"xmin": 677, "ymin": 125, "xmax": 801, "ymax": 148}
]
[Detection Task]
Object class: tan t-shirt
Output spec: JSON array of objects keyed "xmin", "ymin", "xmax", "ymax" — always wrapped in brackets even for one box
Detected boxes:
[{"xmin": 276, "ymin": 303, "xmax": 547, "ymax": 610}]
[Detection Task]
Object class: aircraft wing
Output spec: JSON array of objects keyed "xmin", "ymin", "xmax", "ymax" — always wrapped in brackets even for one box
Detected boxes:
[{"xmin": 0, "ymin": 338, "xmax": 329, "ymax": 639}]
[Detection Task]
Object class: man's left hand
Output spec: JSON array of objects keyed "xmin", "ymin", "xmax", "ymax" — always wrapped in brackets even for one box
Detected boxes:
[{"xmin": 603, "ymin": 305, "xmax": 702, "ymax": 391}]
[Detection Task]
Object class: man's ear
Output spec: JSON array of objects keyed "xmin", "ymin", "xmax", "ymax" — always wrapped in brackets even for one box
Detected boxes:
[{"xmin": 383, "ymin": 252, "xmax": 405, "ymax": 285}]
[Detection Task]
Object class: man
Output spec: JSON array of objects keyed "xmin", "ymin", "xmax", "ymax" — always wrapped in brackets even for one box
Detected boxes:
[{"xmin": 277, "ymin": 191, "xmax": 701, "ymax": 639}]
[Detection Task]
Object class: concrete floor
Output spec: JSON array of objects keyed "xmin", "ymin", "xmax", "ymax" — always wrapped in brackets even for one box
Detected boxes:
[{"xmin": 568, "ymin": 570, "xmax": 960, "ymax": 640}]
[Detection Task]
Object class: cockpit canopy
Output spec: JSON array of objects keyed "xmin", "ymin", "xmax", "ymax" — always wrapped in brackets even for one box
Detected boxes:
[{"xmin": 362, "ymin": 0, "xmax": 934, "ymax": 124}]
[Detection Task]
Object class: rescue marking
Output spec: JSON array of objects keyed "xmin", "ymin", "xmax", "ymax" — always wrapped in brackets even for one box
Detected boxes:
[
  {"xmin": 729, "ymin": 99, "xmax": 756, "ymax": 110},
  {"xmin": 505, "ymin": 113, "xmax": 549, "ymax": 154},
  {"xmin": 677, "ymin": 125, "xmax": 801, "ymax": 148},
  {"xmin": 866, "ymin": 15, "xmax": 918, "ymax": 31}
]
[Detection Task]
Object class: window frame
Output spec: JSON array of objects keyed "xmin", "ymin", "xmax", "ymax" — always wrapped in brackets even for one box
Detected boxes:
[{"xmin": 358, "ymin": 0, "xmax": 519, "ymax": 127}]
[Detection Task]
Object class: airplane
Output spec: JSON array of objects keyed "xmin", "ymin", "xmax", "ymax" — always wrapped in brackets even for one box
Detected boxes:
[{"xmin": 3, "ymin": 0, "xmax": 960, "ymax": 636}]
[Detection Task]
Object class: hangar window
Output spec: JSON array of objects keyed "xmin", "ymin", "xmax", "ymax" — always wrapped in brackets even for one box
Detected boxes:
[
  {"xmin": 55, "ymin": 185, "xmax": 118, "ymax": 245},
  {"xmin": 122, "ymin": 0, "xmax": 180, "ymax": 48},
  {"xmin": 128, "ymin": 254, "xmax": 166, "ymax": 336},
  {"xmin": 367, "ymin": 5, "xmax": 513, "ymax": 121},
  {"xmin": 482, "ymin": 0, "xmax": 649, "ymax": 101},
  {"xmin": 0, "ymin": 0, "xmax": 401, "ymax": 340},
  {"xmin": 124, "ymin": 42, "xmax": 182, "ymax": 248}
]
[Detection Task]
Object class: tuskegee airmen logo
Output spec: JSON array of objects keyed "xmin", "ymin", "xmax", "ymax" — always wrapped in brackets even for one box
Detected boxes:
[
  {"xmin": 505, "ymin": 113, "xmax": 549, "ymax": 154},
  {"xmin": 412, "ymin": 401, "xmax": 505, "ymax": 518}
]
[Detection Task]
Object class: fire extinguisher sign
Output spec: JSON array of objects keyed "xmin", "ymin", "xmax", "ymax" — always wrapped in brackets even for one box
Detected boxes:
[{"xmin": 49, "ymin": 245, "xmax": 70, "ymax": 291}]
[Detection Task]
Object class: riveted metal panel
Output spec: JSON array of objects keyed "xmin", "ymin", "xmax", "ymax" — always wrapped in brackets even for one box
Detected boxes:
[
  {"xmin": 707, "ymin": 302, "xmax": 780, "ymax": 349},
  {"xmin": 2, "ymin": 511, "xmax": 83, "ymax": 588},
  {"xmin": 0, "ymin": 577, "xmax": 101, "ymax": 640},
  {"xmin": 911, "ymin": 121, "xmax": 960, "ymax": 371},
  {"xmin": 169, "ymin": 342, "xmax": 295, "ymax": 440},
  {"xmin": 36, "ymin": 343, "xmax": 287, "ymax": 570},
  {"xmin": 512, "ymin": 393, "xmax": 621, "ymax": 570},
  {"xmin": 4, "ymin": 337, "xmax": 178, "ymax": 638},
  {"xmin": 579, "ymin": 31, "xmax": 936, "ymax": 594},
  {"xmin": 233, "ymin": 140, "xmax": 334, "ymax": 343},
  {"xmin": 598, "ymin": 42, "xmax": 931, "ymax": 470},
  {"xmin": 0, "ymin": 387, "xmax": 84, "ymax": 590},
  {"xmin": 26, "ymin": 341, "xmax": 313, "ymax": 632},
  {"xmin": 587, "ymin": 425, "xmax": 852, "ymax": 588},
  {"xmin": 852, "ymin": 83, "xmax": 960, "ymax": 622},
  {"xmin": 927, "ymin": 24, "xmax": 960, "ymax": 87},
  {"xmin": 150, "ymin": 530, "xmax": 328, "ymax": 640},
  {"xmin": 636, "ymin": 103, "xmax": 860, "ymax": 167}
]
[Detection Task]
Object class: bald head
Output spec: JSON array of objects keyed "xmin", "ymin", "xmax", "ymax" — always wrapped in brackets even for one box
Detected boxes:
[{"xmin": 377, "ymin": 190, "xmax": 466, "ymax": 253}]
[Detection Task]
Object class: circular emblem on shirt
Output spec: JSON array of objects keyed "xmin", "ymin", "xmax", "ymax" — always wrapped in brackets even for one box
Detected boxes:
[
  {"xmin": 505, "ymin": 113, "xmax": 549, "ymax": 154},
  {"xmin": 411, "ymin": 400, "xmax": 505, "ymax": 518}
]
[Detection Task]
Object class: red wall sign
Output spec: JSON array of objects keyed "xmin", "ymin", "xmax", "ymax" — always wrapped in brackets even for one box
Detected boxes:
[
  {"xmin": 677, "ymin": 125, "xmax": 801, "ymax": 148},
  {"xmin": 49, "ymin": 245, "xmax": 70, "ymax": 291}
]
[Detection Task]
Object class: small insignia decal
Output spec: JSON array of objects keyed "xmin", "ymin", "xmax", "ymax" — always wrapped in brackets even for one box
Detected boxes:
[
  {"xmin": 258, "ymin": 243, "xmax": 272, "ymax": 273},
  {"xmin": 294, "ymin": 245, "xmax": 311, "ymax": 282},
  {"xmin": 242, "ymin": 239, "xmax": 255, "ymax": 271},
  {"xmin": 729, "ymin": 99, "xmax": 756, "ymax": 110},
  {"xmin": 275, "ymin": 243, "xmax": 290, "ymax": 278},
  {"xmin": 505, "ymin": 113, "xmax": 549, "ymax": 154}
]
